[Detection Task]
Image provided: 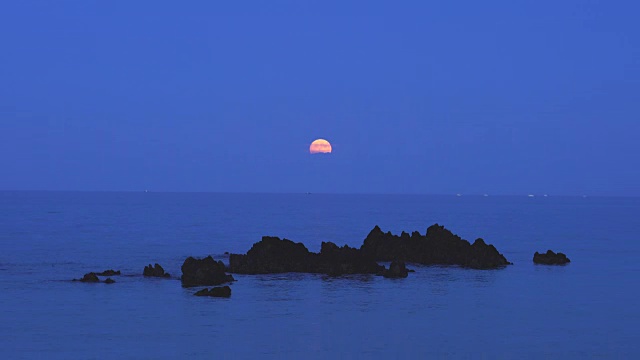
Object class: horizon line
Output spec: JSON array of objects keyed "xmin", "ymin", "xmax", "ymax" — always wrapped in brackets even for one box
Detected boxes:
[{"xmin": 0, "ymin": 189, "xmax": 636, "ymax": 198}]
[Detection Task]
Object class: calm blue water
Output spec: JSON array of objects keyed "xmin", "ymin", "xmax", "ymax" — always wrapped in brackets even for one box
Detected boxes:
[{"xmin": 1, "ymin": 192, "xmax": 639, "ymax": 359}]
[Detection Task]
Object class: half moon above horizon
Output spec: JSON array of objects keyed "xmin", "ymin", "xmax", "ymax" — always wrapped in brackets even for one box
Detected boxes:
[{"xmin": 309, "ymin": 139, "xmax": 332, "ymax": 154}]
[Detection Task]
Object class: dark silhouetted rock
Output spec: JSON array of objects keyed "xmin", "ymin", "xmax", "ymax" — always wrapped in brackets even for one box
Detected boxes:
[
  {"xmin": 319, "ymin": 241, "xmax": 384, "ymax": 276},
  {"xmin": 228, "ymin": 237, "xmax": 383, "ymax": 276},
  {"xmin": 181, "ymin": 256, "xmax": 235, "ymax": 287},
  {"xmin": 360, "ymin": 224, "xmax": 511, "ymax": 269},
  {"xmin": 75, "ymin": 272, "xmax": 120, "ymax": 283},
  {"xmin": 75, "ymin": 272, "xmax": 100, "ymax": 282},
  {"xmin": 229, "ymin": 237, "xmax": 313, "ymax": 274},
  {"xmin": 382, "ymin": 261, "xmax": 409, "ymax": 278},
  {"xmin": 533, "ymin": 250, "xmax": 570, "ymax": 265},
  {"xmin": 143, "ymin": 263, "xmax": 170, "ymax": 278},
  {"xmin": 95, "ymin": 269, "xmax": 120, "ymax": 276},
  {"xmin": 194, "ymin": 286, "xmax": 231, "ymax": 298},
  {"xmin": 194, "ymin": 288, "xmax": 208, "ymax": 296},
  {"xmin": 227, "ymin": 224, "xmax": 509, "ymax": 276}
]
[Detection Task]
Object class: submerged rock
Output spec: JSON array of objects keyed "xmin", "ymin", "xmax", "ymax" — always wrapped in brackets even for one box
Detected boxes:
[
  {"xmin": 104, "ymin": 278, "xmax": 116, "ymax": 284},
  {"xmin": 228, "ymin": 237, "xmax": 383, "ymax": 276},
  {"xmin": 533, "ymin": 250, "xmax": 570, "ymax": 265},
  {"xmin": 360, "ymin": 224, "xmax": 511, "ymax": 269},
  {"xmin": 181, "ymin": 256, "xmax": 235, "ymax": 287},
  {"xmin": 194, "ymin": 286, "xmax": 231, "ymax": 298},
  {"xmin": 143, "ymin": 263, "xmax": 170, "ymax": 278},
  {"xmin": 95, "ymin": 269, "xmax": 120, "ymax": 276},
  {"xmin": 382, "ymin": 261, "xmax": 409, "ymax": 278}
]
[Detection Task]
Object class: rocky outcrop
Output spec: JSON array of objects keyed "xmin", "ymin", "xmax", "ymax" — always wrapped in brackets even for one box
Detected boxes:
[
  {"xmin": 74, "ymin": 272, "xmax": 114, "ymax": 283},
  {"xmin": 533, "ymin": 250, "xmax": 570, "ymax": 265},
  {"xmin": 360, "ymin": 224, "xmax": 511, "ymax": 269},
  {"xmin": 181, "ymin": 256, "xmax": 235, "ymax": 287},
  {"xmin": 76, "ymin": 272, "xmax": 100, "ymax": 282},
  {"xmin": 319, "ymin": 241, "xmax": 385, "ymax": 276},
  {"xmin": 228, "ymin": 237, "xmax": 383, "ymax": 276},
  {"xmin": 95, "ymin": 269, "xmax": 120, "ymax": 276},
  {"xmin": 194, "ymin": 286, "xmax": 231, "ymax": 298},
  {"xmin": 382, "ymin": 261, "xmax": 409, "ymax": 278},
  {"xmin": 229, "ymin": 237, "xmax": 311, "ymax": 274},
  {"xmin": 228, "ymin": 224, "xmax": 510, "ymax": 276},
  {"xmin": 143, "ymin": 263, "xmax": 170, "ymax": 278}
]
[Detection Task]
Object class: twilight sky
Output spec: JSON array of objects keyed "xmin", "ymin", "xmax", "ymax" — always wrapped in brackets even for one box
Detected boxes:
[{"xmin": 1, "ymin": 1, "xmax": 639, "ymax": 195}]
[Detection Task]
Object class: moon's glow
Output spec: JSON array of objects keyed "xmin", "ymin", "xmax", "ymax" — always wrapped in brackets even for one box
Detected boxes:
[{"xmin": 309, "ymin": 139, "xmax": 332, "ymax": 154}]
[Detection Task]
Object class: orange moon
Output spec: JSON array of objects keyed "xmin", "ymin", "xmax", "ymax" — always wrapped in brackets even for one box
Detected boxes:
[{"xmin": 309, "ymin": 139, "xmax": 332, "ymax": 154}]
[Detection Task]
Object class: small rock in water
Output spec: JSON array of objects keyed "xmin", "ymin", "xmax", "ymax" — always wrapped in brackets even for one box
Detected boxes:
[
  {"xmin": 104, "ymin": 278, "xmax": 116, "ymax": 284},
  {"xmin": 181, "ymin": 256, "xmax": 235, "ymax": 287},
  {"xmin": 75, "ymin": 272, "xmax": 100, "ymax": 283},
  {"xmin": 381, "ymin": 261, "xmax": 409, "ymax": 278},
  {"xmin": 143, "ymin": 263, "xmax": 170, "ymax": 278},
  {"xmin": 194, "ymin": 286, "xmax": 232, "ymax": 298},
  {"xmin": 533, "ymin": 250, "xmax": 571, "ymax": 265}
]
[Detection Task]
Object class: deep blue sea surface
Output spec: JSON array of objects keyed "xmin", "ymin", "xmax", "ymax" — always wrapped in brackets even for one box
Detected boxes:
[{"xmin": 1, "ymin": 192, "xmax": 639, "ymax": 359}]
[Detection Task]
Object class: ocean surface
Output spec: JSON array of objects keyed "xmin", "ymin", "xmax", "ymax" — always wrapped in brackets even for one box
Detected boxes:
[{"xmin": 0, "ymin": 192, "xmax": 638, "ymax": 359}]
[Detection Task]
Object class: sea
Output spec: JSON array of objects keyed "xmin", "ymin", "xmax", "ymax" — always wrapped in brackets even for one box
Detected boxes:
[{"xmin": 0, "ymin": 191, "xmax": 638, "ymax": 359}]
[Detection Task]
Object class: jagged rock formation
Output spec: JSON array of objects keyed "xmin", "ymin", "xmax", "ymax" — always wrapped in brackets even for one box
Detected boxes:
[
  {"xmin": 229, "ymin": 224, "xmax": 510, "ymax": 274},
  {"xmin": 181, "ymin": 256, "xmax": 235, "ymax": 287},
  {"xmin": 533, "ymin": 250, "xmax": 570, "ymax": 265},
  {"xmin": 143, "ymin": 263, "xmax": 170, "ymax": 278},
  {"xmin": 360, "ymin": 224, "xmax": 511, "ymax": 269},
  {"xmin": 228, "ymin": 236, "xmax": 383, "ymax": 275}
]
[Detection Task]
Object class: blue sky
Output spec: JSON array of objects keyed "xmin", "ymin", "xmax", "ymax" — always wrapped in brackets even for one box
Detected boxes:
[{"xmin": 1, "ymin": 1, "xmax": 639, "ymax": 195}]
